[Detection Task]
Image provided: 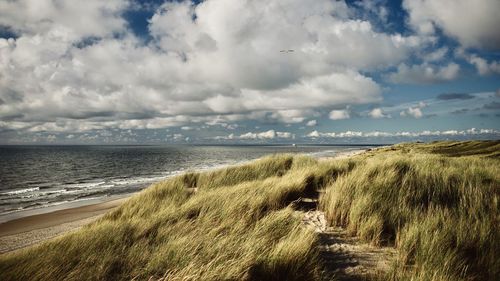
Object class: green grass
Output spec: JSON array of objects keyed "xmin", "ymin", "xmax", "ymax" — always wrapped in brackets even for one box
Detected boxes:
[{"xmin": 1, "ymin": 141, "xmax": 498, "ymax": 281}]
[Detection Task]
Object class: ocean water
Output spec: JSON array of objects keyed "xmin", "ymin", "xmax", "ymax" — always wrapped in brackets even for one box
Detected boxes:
[{"xmin": 0, "ymin": 145, "xmax": 373, "ymax": 218}]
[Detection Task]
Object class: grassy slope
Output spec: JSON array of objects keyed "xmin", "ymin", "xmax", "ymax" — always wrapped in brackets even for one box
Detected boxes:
[
  {"xmin": 0, "ymin": 155, "xmax": 329, "ymax": 281},
  {"xmin": 1, "ymin": 141, "xmax": 498, "ymax": 280},
  {"xmin": 321, "ymin": 140, "xmax": 500, "ymax": 280}
]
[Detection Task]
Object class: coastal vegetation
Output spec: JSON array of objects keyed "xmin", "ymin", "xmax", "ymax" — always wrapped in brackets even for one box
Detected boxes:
[
  {"xmin": 1, "ymin": 141, "xmax": 498, "ymax": 281},
  {"xmin": 321, "ymin": 141, "xmax": 500, "ymax": 280}
]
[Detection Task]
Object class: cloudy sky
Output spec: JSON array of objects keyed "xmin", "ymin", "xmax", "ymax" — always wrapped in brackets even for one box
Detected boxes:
[{"xmin": 0, "ymin": 0, "xmax": 499, "ymax": 144}]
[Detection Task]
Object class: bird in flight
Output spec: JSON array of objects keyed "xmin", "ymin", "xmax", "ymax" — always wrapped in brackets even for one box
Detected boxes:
[{"xmin": 280, "ymin": 49, "xmax": 295, "ymax": 53}]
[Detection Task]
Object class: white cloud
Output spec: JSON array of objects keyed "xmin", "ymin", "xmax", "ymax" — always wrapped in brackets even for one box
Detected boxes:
[
  {"xmin": 305, "ymin": 128, "xmax": 500, "ymax": 138},
  {"xmin": 233, "ymin": 130, "xmax": 292, "ymax": 140},
  {"xmin": 306, "ymin": 120, "xmax": 317, "ymax": 127},
  {"xmin": 369, "ymin": 108, "xmax": 389, "ymax": 119},
  {"xmin": 423, "ymin": 46, "xmax": 448, "ymax": 62},
  {"xmin": 0, "ymin": 0, "xmax": 430, "ymax": 135},
  {"xmin": 276, "ymin": 131, "xmax": 293, "ymax": 138},
  {"xmin": 387, "ymin": 62, "xmax": 459, "ymax": 84},
  {"xmin": 400, "ymin": 107, "xmax": 423, "ymax": 118},
  {"xmin": 268, "ymin": 110, "xmax": 311, "ymax": 124},
  {"xmin": 308, "ymin": 130, "xmax": 363, "ymax": 138},
  {"xmin": 355, "ymin": 0, "xmax": 390, "ymax": 24},
  {"xmin": 465, "ymin": 55, "xmax": 500, "ymax": 76},
  {"xmin": 329, "ymin": 108, "xmax": 351, "ymax": 120},
  {"xmin": 0, "ymin": 0, "xmax": 128, "ymax": 39},
  {"xmin": 307, "ymin": 130, "xmax": 320, "ymax": 138},
  {"xmin": 403, "ymin": 0, "xmax": 500, "ymax": 50},
  {"xmin": 173, "ymin": 133, "xmax": 184, "ymax": 140}
]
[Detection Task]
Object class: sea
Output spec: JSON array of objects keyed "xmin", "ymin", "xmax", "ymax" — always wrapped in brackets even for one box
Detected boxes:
[{"xmin": 0, "ymin": 145, "xmax": 376, "ymax": 222}]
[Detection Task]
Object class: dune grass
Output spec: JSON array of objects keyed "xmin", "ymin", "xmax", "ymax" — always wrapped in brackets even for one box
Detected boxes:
[
  {"xmin": 321, "ymin": 140, "xmax": 499, "ymax": 280},
  {"xmin": 0, "ymin": 141, "xmax": 498, "ymax": 280},
  {"xmin": 0, "ymin": 155, "xmax": 326, "ymax": 281}
]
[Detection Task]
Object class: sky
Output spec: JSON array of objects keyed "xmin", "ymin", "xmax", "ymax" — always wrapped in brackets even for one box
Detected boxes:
[{"xmin": 0, "ymin": 0, "xmax": 499, "ymax": 145}]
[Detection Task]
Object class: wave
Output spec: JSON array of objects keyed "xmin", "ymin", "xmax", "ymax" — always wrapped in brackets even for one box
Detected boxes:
[
  {"xmin": 110, "ymin": 175, "xmax": 168, "ymax": 186},
  {"xmin": 64, "ymin": 181, "xmax": 106, "ymax": 189},
  {"xmin": 0, "ymin": 187, "xmax": 40, "ymax": 196}
]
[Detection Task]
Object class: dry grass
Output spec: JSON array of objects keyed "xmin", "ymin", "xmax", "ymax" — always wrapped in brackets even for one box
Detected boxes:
[
  {"xmin": 321, "ymin": 141, "xmax": 499, "ymax": 280},
  {"xmin": 0, "ymin": 155, "xmax": 324, "ymax": 281}
]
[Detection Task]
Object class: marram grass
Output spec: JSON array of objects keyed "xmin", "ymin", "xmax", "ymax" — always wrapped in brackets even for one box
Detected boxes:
[
  {"xmin": 0, "ymin": 155, "xmax": 324, "ymax": 281},
  {"xmin": 321, "ymin": 141, "xmax": 499, "ymax": 280},
  {"xmin": 1, "ymin": 141, "xmax": 498, "ymax": 281}
]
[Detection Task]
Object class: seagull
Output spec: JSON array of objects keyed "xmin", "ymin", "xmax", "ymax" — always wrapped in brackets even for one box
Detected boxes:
[{"xmin": 280, "ymin": 49, "xmax": 295, "ymax": 53}]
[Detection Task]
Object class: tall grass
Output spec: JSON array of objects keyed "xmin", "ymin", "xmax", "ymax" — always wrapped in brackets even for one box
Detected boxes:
[
  {"xmin": 0, "ymin": 155, "xmax": 324, "ymax": 281},
  {"xmin": 320, "ymin": 142, "xmax": 499, "ymax": 280}
]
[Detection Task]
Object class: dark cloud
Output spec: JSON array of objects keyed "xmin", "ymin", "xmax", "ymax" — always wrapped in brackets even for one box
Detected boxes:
[
  {"xmin": 0, "ymin": 98, "xmax": 4, "ymax": 105},
  {"xmin": 2, "ymin": 88, "xmax": 24, "ymax": 103},
  {"xmin": 0, "ymin": 113, "xmax": 24, "ymax": 121},
  {"xmin": 74, "ymin": 36, "xmax": 102, "ymax": 49},
  {"xmin": 478, "ymin": 113, "xmax": 489, "ymax": 118},
  {"xmin": 483, "ymin": 101, "xmax": 500, "ymax": 110},
  {"xmin": 451, "ymin": 108, "xmax": 469, "ymax": 114},
  {"xmin": 437, "ymin": 93, "xmax": 474, "ymax": 100},
  {"xmin": 0, "ymin": 24, "xmax": 18, "ymax": 39},
  {"xmin": 66, "ymin": 111, "xmax": 116, "ymax": 120}
]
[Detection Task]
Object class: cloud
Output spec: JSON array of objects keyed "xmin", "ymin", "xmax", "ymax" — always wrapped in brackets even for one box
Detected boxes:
[
  {"xmin": 403, "ymin": 0, "xmax": 500, "ymax": 50},
  {"xmin": 225, "ymin": 130, "xmax": 292, "ymax": 140},
  {"xmin": 276, "ymin": 131, "xmax": 293, "ymax": 138},
  {"xmin": 400, "ymin": 107, "xmax": 423, "ymax": 118},
  {"xmin": 483, "ymin": 102, "xmax": 500, "ymax": 110},
  {"xmin": 2, "ymin": 0, "xmax": 496, "ymax": 144},
  {"xmin": 0, "ymin": 0, "xmax": 433, "ymax": 136},
  {"xmin": 268, "ymin": 110, "xmax": 311, "ymax": 124},
  {"xmin": 329, "ymin": 108, "xmax": 351, "ymax": 120},
  {"xmin": 451, "ymin": 109, "xmax": 469, "ymax": 115},
  {"xmin": 306, "ymin": 120, "xmax": 317, "ymax": 127},
  {"xmin": 437, "ymin": 93, "xmax": 475, "ymax": 100},
  {"xmin": 307, "ymin": 130, "xmax": 320, "ymax": 138},
  {"xmin": 306, "ymin": 128, "xmax": 499, "ymax": 138},
  {"xmin": 369, "ymin": 108, "xmax": 389, "ymax": 119},
  {"xmin": 423, "ymin": 46, "xmax": 448, "ymax": 62},
  {"xmin": 387, "ymin": 62, "xmax": 460, "ymax": 84},
  {"xmin": 0, "ymin": 0, "xmax": 128, "ymax": 39},
  {"xmin": 465, "ymin": 54, "xmax": 500, "ymax": 76}
]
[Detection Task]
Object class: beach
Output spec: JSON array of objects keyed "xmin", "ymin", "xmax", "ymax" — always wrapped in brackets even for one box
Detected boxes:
[{"xmin": 0, "ymin": 197, "xmax": 128, "ymax": 254}]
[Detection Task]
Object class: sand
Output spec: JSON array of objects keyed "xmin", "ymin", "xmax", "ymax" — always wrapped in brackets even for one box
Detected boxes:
[
  {"xmin": 302, "ymin": 210, "xmax": 396, "ymax": 280},
  {"xmin": 0, "ymin": 197, "xmax": 128, "ymax": 254}
]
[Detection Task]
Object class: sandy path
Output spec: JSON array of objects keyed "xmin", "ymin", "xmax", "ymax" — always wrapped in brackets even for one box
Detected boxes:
[
  {"xmin": 301, "ymin": 149, "xmax": 396, "ymax": 280},
  {"xmin": 302, "ymin": 211, "xmax": 396, "ymax": 280}
]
